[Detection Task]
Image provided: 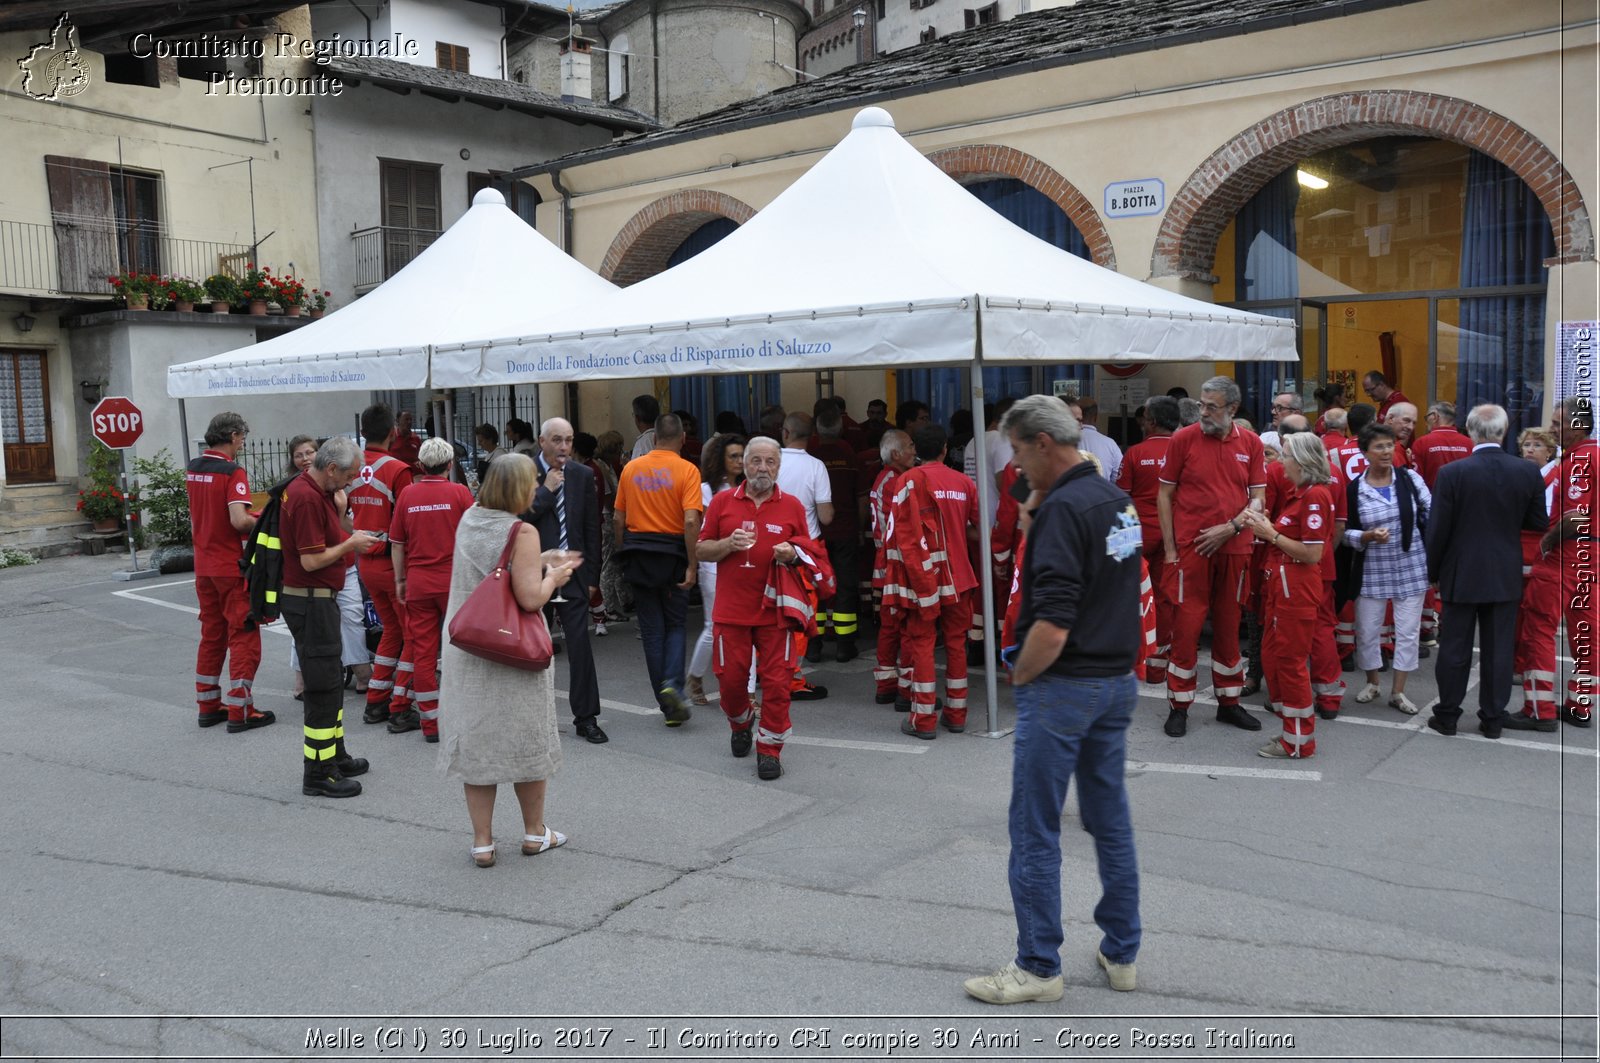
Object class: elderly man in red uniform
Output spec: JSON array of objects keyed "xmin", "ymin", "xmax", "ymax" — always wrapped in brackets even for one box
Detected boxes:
[
  {"xmin": 351, "ymin": 404, "xmax": 418, "ymax": 733},
  {"xmin": 1117, "ymin": 395, "xmax": 1179, "ymax": 685},
  {"xmin": 697, "ymin": 436, "xmax": 811, "ymax": 780},
  {"xmin": 186, "ymin": 411, "xmax": 272, "ymax": 733},
  {"xmin": 390, "ymin": 437, "xmax": 476, "ymax": 743},
  {"xmin": 871, "ymin": 430, "xmax": 915, "ymax": 707},
  {"xmin": 1546, "ymin": 397, "xmax": 1599, "ymax": 726},
  {"xmin": 1156, "ymin": 376, "xmax": 1267, "ymax": 737}
]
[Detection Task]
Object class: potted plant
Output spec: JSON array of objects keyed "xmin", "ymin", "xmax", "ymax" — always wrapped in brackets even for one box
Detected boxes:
[
  {"xmin": 167, "ymin": 276, "xmax": 206, "ymax": 313},
  {"xmin": 132, "ymin": 449, "xmax": 195, "ymax": 572},
  {"xmin": 78, "ymin": 440, "xmax": 126, "ymax": 532},
  {"xmin": 310, "ymin": 289, "xmax": 332, "ymax": 319},
  {"xmin": 273, "ymin": 274, "xmax": 308, "ymax": 318},
  {"xmin": 204, "ymin": 273, "xmax": 240, "ymax": 313},
  {"xmin": 108, "ymin": 269, "xmax": 159, "ymax": 310},
  {"xmin": 239, "ymin": 263, "xmax": 275, "ymax": 315}
]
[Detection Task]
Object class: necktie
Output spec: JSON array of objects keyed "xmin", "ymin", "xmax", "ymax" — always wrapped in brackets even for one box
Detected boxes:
[{"xmin": 553, "ymin": 463, "xmax": 568, "ymax": 549}]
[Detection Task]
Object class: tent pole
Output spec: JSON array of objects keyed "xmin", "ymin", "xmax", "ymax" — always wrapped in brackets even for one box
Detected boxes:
[
  {"xmin": 970, "ymin": 300, "xmax": 1009, "ymax": 739},
  {"xmin": 178, "ymin": 399, "xmax": 191, "ymax": 464}
]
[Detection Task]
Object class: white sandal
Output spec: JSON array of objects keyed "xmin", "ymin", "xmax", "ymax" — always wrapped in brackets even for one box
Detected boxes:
[
  {"xmin": 1389, "ymin": 693, "xmax": 1419, "ymax": 715},
  {"xmin": 470, "ymin": 844, "xmax": 496, "ymax": 868},
  {"xmin": 1354, "ymin": 683, "xmax": 1382, "ymax": 704},
  {"xmin": 522, "ymin": 826, "xmax": 567, "ymax": 856}
]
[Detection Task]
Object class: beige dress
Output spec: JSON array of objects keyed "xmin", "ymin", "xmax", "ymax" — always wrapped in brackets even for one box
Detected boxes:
[{"xmin": 436, "ymin": 506, "xmax": 562, "ymax": 784}]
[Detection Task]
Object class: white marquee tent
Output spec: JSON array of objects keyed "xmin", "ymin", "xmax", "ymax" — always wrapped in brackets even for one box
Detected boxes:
[{"xmin": 166, "ymin": 188, "xmax": 618, "ymax": 399}]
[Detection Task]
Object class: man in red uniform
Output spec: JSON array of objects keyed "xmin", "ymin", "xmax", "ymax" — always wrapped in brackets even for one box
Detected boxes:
[
  {"xmin": 389, "ymin": 409, "xmax": 422, "ymax": 471},
  {"xmin": 1156, "ymin": 376, "xmax": 1266, "ymax": 737},
  {"xmin": 281, "ymin": 437, "xmax": 380, "ymax": 798},
  {"xmin": 1363, "ymin": 370, "xmax": 1409, "ymax": 422},
  {"xmin": 351, "ymin": 404, "xmax": 418, "ymax": 732},
  {"xmin": 697, "ymin": 437, "xmax": 811, "ymax": 780},
  {"xmin": 1546, "ymin": 397, "xmax": 1599, "ymax": 726},
  {"xmin": 390, "ymin": 438, "xmax": 476, "ymax": 743},
  {"xmin": 1116, "ymin": 395, "xmax": 1179, "ymax": 685},
  {"xmin": 1411, "ymin": 401, "xmax": 1473, "ymax": 652},
  {"xmin": 871, "ymin": 430, "xmax": 915, "ymax": 707},
  {"xmin": 186, "ymin": 411, "xmax": 272, "ymax": 732},
  {"xmin": 894, "ymin": 425, "xmax": 981, "ymax": 737},
  {"xmin": 1385, "ymin": 401, "xmax": 1418, "ymax": 470},
  {"xmin": 808, "ymin": 401, "xmax": 868, "ymax": 661}
]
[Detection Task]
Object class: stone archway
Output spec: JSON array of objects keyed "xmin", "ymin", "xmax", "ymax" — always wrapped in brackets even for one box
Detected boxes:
[
  {"xmin": 1152, "ymin": 89, "xmax": 1594, "ymax": 280},
  {"xmin": 926, "ymin": 144, "xmax": 1116, "ymax": 270},
  {"xmin": 599, "ymin": 189, "xmax": 756, "ymax": 286}
]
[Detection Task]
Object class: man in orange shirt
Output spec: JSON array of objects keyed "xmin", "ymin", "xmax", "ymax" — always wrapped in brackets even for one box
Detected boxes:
[{"xmin": 615, "ymin": 414, "xmax": 703, "ymax": 724}]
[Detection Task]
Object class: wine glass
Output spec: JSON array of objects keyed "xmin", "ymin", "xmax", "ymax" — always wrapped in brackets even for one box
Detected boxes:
[
  {"xmin": 544, "ymin": 550, "xmax": 582, "ymax": 603},
  {"xmin": 739, "ymin": 521, "xmax": 757, "ymax": 568}
]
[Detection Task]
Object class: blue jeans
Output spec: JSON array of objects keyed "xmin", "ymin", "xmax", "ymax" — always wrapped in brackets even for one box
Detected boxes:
[
  {"xmin": 1009, "ymin": 671, "xmax": 1141, "ymax": 978},
  {"xmin": 633, "ymin": 582, "xmax": 687, "ymax": 708}
]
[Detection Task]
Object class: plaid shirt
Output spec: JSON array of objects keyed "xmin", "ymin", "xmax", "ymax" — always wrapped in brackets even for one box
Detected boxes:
[{"xmin": 1343, "ymin": 469, "xmax": 1432, "ymax": 599}]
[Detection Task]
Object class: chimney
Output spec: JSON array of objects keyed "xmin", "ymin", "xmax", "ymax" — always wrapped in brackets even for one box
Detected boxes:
[{"xmin": 559, "ymin": 34, "xmax": 592, "ymax": 101}]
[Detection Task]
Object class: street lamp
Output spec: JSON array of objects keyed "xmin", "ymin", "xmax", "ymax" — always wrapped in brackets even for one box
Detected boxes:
[{"xmin": 852, "ymin": 6, "xmax": 866, "ymax": 64}]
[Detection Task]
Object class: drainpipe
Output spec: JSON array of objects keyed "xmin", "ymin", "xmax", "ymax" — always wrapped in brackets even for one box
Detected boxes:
[
  {"xmin": 549, "ymin": 168, "xmax": 574, "ymax": 256},
  {"xmin": 651, "ymin": 0, "xmax": 661, "ymax": 120},
  {"xmin": 344, "ymin": 0, "xmax": 372, "ymax": 41}
]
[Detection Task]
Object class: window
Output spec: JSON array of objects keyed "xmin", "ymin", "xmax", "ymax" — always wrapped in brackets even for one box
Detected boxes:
[
  {"xmin": 920, "ymin": 25, "xmax": 938, "ymax": 42},
  {"xmin": 964, "ymin": 2, "xmax": 999, "ymax": 26},
  {"xmin": 875, "ymin": 0, "xmax": 886, "ymax": 18},
  {"xmin": 43, "ymin": 156, "xmax": 163, "ymax": 291},
  {"xmin": 608, "ymin": 33, "xmax": 630, "ymax": 101},
  {"xmin": 467, "ymin": 172, "xmax": 539, "ymax": 227},
  {"xmin": 102, "ymin": 52, "xmax": 160, "ymax": 87},
  {"xmin": 435, "ymin": 42, "xmax": 469, "ymax": 73},
  {"xmin": 380, "ymin": 159, "xmax": 441, "ymax": 278}
]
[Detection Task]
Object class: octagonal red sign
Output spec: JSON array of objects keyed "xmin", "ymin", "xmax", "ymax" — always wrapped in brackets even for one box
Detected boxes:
[{"xmin": 90, "ymin": 396, "xmax": 144, "ymax": 449}]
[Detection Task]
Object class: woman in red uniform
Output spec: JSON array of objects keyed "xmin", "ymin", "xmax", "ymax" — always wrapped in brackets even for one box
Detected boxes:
[{"xmin": 1241, "ymin": 432, "xmax": 1335, "ymax": 759}]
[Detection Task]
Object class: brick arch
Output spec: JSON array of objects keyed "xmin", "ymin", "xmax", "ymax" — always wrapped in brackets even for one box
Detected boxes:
[
  {"xmin": 600, "ymin": 189, "xmax": 756, "ymax": 286},
  {"xmin": 926, "ymin": 144, "xmax": 1115, "ymax": 271},
  {"xmin": 1153, "ymin": 89, "xmax": 1595, "ymax": 280}
]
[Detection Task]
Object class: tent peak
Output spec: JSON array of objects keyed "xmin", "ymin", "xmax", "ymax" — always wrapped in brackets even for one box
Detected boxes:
[
  {"xmin": 472, "ymin": 187, "xmax": 508, "ymax": 207},
  {"xmin": 852, "ymin": 107, "xmax": 895, "ymax": 131}
]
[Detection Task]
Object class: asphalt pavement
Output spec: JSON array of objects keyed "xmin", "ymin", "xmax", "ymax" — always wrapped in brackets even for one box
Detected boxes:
[{"xmin": 0, "ymin": 551, "xmax": 1595, "ymax": 1061}]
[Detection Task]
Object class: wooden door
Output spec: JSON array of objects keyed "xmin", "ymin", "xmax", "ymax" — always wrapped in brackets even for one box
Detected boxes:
[
  {"xmin": 1, "ymin": 351, "xmax": 55, "ymax": 484},
  {"xmin": 380, "ymin": 160, "xmax": 441, "ymax": 279}
]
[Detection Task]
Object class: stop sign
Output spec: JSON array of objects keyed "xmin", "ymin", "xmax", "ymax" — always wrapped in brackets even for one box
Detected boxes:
[{"xmin": 91, "ymin": 396, "xmax": 144, "ymax": 450}]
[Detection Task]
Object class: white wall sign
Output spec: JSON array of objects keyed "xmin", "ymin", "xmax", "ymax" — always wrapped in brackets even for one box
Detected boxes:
[
  {"xmin": 1104, "ymin": 179, "xmax": 1165, "ymax": 219},
  {"xmin": 1099, "ymin": 378, "xmax": 1150, "ymax": 413}
]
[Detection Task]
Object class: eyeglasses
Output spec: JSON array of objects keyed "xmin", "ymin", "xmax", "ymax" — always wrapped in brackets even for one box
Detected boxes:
[
  {"xmin": 1200, "ymin": 401, "xmax": 1229, "ymax": 412},
  {"xmin": 1271, "ymin": 403, "xmax": 1294, "ymax": 412}
]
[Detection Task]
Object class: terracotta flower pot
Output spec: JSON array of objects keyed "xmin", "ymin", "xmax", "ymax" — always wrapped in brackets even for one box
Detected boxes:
[
  {"xmin": 309, "ymin": 308, "xmax": 324, "ymax": 320},
  {"xmin": 91, "ymin": 518, "xmax": 120, "ymax": 533},
  {"xmin": 126, "ymin": 293, "xmax": 149, "ymax": 311},
  {"xmin": 175, "ymin": 300, "xmax": 194, "ymax": 313},
  {"xmin": 210, "ymin": 301, "xmax": 230, "ymax": 314},
  {"xmin": 248, "ymin": 299, "xmax": 268, "ymax": 316},
  {"xmin": 285, "ymin": 305, "xmax": 302, "ymax": 318}
]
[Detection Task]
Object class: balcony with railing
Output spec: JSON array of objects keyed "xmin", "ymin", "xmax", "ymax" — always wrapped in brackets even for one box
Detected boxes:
[
  {"xmin": 349, "ymin": 225, "xmax": 441, "ymax": 293},
  {"xmin": 0, "ymin": 218, "xmax": 252, "ymax": 297}
]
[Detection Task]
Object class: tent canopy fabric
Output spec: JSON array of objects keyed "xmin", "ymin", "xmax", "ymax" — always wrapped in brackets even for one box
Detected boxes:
[
  {"xmin": 433, "ymin": 107, "xmax": 1297, "ymax": 387},
  {"xmin": 166, "ymin": 189, "xmax": 618, "ymax": 398}
]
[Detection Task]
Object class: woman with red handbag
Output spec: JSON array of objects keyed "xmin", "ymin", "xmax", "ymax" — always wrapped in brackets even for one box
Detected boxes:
[{"xmin": 438, "ymin": 453, "xmax": 577, "ymax": 868}]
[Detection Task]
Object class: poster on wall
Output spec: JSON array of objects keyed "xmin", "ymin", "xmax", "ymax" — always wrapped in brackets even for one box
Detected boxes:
[{"xmin": 1557, "ymin": 321, "xmax": 1596, "ymax": 407}]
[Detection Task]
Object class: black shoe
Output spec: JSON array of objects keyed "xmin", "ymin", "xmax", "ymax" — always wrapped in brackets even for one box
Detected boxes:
[
  {"xmin": 894, "ymin": 696, "xmax": 910, "ymax": 713},
  {"xmin": 551, "ymin": 641, "xmax": 563, "ymax": 655},
  {"xmin": 730, "ymin": 728, "xmax": 753, "ymax": 758},
  {"xmin": 343, "ymin": 666, "xmax": 355, "ymax": 689},
  {"xmin": 940, "ymin": 716, "xmax": 965, "ymax": 734},
  {"xmin": 756, "ymin": 753, "xmax": 783, "ymax": 780},
  {"xmin": 386, "ymin": 707, "xmax": 420, "ymax": 734},
  {"xmin": 1216, "ymin": 704, "xmax": 1262, "ymax": 731},
  {"xmin": 966, "ymin": 642, "xmax": 984, "ymax": 668},
  {"xmin": 1418, "ymin": 644, "xmax": 1431, "ymax": 659},
  {"xmin": 791, "ymin": 682, "xmax": 829, "ymax": 701},
  {"xmin": 575, "ymin": 720, "xmax": 610, "ymax": 744},
  {"xmin": 900, "ymin": 717, "xmax": 936, "ymax": 741},
  {"xmin": 334, "ymin": 754, "xmax": 369, "ymax": 777},
  {"xmin": 197, "ymin": 709, "xmax": 228, "ymax": 728},
  {"xmin": 1239, "ymin": 678, "xmax": 1262, "ymax": 697},
  {"xmin": 1477, "ymin": 720, "xmax": 1502, "ymax": 740},
  {"xmin": 875, "ymin": 690, "xmax": 898, "ymax": 705},
  {"xmin": 1163, "ymin": 709, "xmax": 1188, "ymax": 737},
  {"xmin": 1502, "ymin": 713, "xmax": 1558, "ymax": 733},
  {"xmin": 1340, "ymin": 657, "xmax": 1355, "ymax": 673},
  {"xmin": 1316, "ymin": 708, "xmax": 1339, "ymax": 721},
  {"xmin": 226, "ymin": 709, "xmax": 277, "ymax": 734},
  {"xmin": 424, "ymin": 733, "xmax": 439, "ymax": 743},
  {"xmin": 835, "ymin": 640, "xmax": 859, "ymax": 663},
  {"xmin": 302, "ymin": 768, "xmax": 361, "ymax": 798},
  {"xmin": 1425, "ymin": 715, "xmax": 1457, "ymax": 737},
  {"xmin": 804, "ymin": 640, "xmax": 825, "ymax": 664},
  {"xmin": 363, "ymin": 703, "xmax": 389, "ymax": 725},
  {"xmin": 1564, "ymin": 706, "xmax": 1593, "ymax": 728}
]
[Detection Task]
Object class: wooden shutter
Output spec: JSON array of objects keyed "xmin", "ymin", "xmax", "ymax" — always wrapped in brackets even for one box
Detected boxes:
[
  {"xmin": 44, "ymin": 155, "xmax": 117, "ymax": 293},
  {"xmin": 435, "ymin": 43, "xmax": 469, "ymax": 72}
]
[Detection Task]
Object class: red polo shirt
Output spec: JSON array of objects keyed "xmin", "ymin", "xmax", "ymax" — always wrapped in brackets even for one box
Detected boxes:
[
  {"xmin": 1265, "ymin": 483, "xmax": 1333, "ymax": 616},
  {"xmin": 919, "ymin": 462, "xmax": 980, "ymax": 594},
  {"xmin": 700, "ymin": 483, "xmax": 810, "ymax": 625},
  {"xmin": 185, "ymin": 449, "xmax": 251, "ymax": 577},
  {"xmin": 389, "ymin": 476, "xmax": 476, "ymax": 598},
  {"xmin": 1158, "ymin": 422, "xmax": 1266, "ymax": 555},
  {"xmin": 1329, "ymin": 436, "xmax": 1367, "ymax": 485},
  {"xmin": 1378, "ymin": 390, "xmax": 1410, "ymax": 421},
  {"xmin": 1116, "ymin": 434, "xmax": 1171, "ymax": 550},
  {"xmin": 349, "ymin": 447, "xmax": 413, "ymax": 564},
  {"xmin": 281, "ymin": 471, "xmax": 348, "ymax": 590},
  {"xmin": 1412, "ymin": 428, "xmax": 1474, "ymax": 489}
]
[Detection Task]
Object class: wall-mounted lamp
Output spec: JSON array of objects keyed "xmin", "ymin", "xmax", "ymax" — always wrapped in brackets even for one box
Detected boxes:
[
  {"xmin": 13, "ymin": 312, "xmax": 35, "ymax": 333},
  {"xmin": 853, "ymin": 6, "xmax": 867, "ymax": 28},
  {"xmin": 80, "ymin": 378, "xmax": 105, "ymax": 404}
]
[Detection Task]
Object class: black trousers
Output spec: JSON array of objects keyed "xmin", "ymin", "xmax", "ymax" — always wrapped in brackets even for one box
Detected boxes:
[
  {"xmin": 282, "ymin": 593, "xmax": 347, "ymax": 769},
  {"xmin": 1433, "ymin": 598, "xmax": 1518, "ymax": 725},
  {"xmin": 551, "ymin": 588, "xmax": 600, "ymax": 724},
  {"xmin": 820, "ymin": 537, "xmax": 861, "ymax": 640}
]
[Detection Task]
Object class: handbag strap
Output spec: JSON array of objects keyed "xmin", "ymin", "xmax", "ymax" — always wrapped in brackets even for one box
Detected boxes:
[{"xmin": 494, "ymin": 521, "xmax": 521, "ymax": 574}]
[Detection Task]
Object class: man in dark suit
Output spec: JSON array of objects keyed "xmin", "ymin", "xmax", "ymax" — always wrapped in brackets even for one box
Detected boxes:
[
  {"xmin": 1424, "ymin": 404, "xmax": 1548, "ymax": 739},
  {"xmin": 524, "ymin": 417, "xmax": 607, "ymax": 744}
]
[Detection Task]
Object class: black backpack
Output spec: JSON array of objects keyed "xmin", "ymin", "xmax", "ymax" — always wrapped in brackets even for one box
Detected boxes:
[{"xmin": 239, "ymin": 474, "xmax": 296, "ymax": 629}]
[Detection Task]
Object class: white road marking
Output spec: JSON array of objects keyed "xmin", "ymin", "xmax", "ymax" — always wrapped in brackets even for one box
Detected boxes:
[
  {"xmin": 1417, "ymin": 728, "xmax": 1600, "ymax": 757},
  {"xmin": 1337, "ymin": 715, "xmax": 1428, "ymax": 731},
  {"xmin": 112, "ymin": 579, "xmax": 287, "ymax": 637},
  {"xmin": 1127, "ymin": 760, "xmax": 1321, "ymax": 782},
  {"xmin": 560, "ymin": 694, "xmax": 927, "ymax": 753}
]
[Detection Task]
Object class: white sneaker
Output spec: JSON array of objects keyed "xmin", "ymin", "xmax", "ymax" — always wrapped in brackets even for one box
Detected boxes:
[
  {"xmin": 1097, "ymin": 949, "xmax": 1137, "ymax": 991},
  {"xmin": 962, "ymin": 961, "xmax": 1064, "ymax": 1004},
  {"xmin": 594, "ymin": 622, "xmax": 609, "ymax": 638},
  {"xmin": 1354, "ymin": 683, "xmax": 1382, "ymax": 703}
]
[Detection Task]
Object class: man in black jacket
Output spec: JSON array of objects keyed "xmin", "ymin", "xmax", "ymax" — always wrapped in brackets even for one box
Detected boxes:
[
  {"xmin": 523, "ymin": 417, "xmax": 607, "ymax": 743},
  {"xmin": 1424, "ymin": 404, "xmax": 1548, "ymax": 739}
]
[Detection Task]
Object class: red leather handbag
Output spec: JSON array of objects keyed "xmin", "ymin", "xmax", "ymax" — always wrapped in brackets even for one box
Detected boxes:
[{"xmin": 447, "ymin": 523, "xmax": 553, "ymax": 671}]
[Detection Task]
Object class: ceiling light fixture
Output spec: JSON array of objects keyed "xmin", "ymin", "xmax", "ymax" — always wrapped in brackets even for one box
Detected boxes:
[{"xmin": 1296, "ymin": 169, "xmax": 1329, "ymax": 190}]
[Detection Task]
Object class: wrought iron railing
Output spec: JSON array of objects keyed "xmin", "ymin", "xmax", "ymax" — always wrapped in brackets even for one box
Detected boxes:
[
  {"xmin": 0, "ymin": 218, "xmax": 252, "ymax": 296},
  {"xmin": 349, "ymin": 225, "xmax": 440, "ymax": 292}
]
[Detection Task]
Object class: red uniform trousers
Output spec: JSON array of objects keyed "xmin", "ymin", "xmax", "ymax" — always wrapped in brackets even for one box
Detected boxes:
[
  {"xmin": 900, "ymin": 593, "xmax": 974, "ymax": 732},
  {"xmin": 1334, "ymin": 600, "xmax": 1357, "ymax": 662},
  {"xmin": 194, "ymin": 575, "xmax": 262, "ymax": 722},
  {"xmin": 1420, "ymin": 587, "xmax": 1442, "ymax": 645},
  {"xmin": 1511, "ymin": 562, "xmax": 1561, "ymax": 720},
  {"xmin": 1143, "ymin": 550, "xmax": 1174, "ymax": 685},
  {"xmin": 1309, "ymin": 580, "xmax": 1346, "ymax": 716},
  {"xmin": 1262, "ymin": 593, "xmax": 1317, "ymax": 757},
  {"xmin": 358, "ymin": 557, "xmax": 413, "ymax": 717},
  {"xmin": 404, "ymin": 592, "xmax": 448, "ymax": 737},
  {"xmin": 875, "ymin": 601, "xmax": 910, "ymax": 699},
  {"xmin": 714, "ymin": 622, "xmax": 796, "ymax": 758},
  {"xmin": 1165, "ymin": 548, "xmax": 1248, "ymax": 713}
]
